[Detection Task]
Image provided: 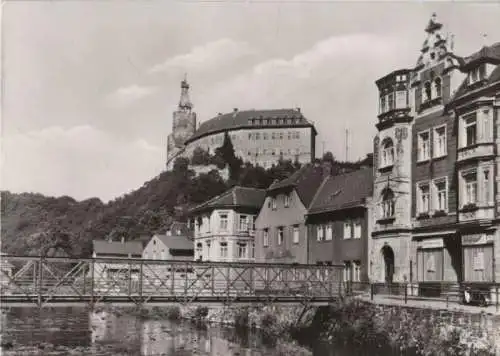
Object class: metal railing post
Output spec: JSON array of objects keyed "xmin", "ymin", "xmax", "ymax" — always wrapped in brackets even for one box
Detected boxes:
[
  {"xmin": 37, "ymin": 256, "xmax": 43, "ymax": 307},
  {"xmin": 128, "ymin": 262, "xmax": 132, "ymax": 297},
  {"xmin": 211, "ymin": 265, "xmax": 215, "ymax": 296},
  {"xmin": 370, "ymin": 283, "xmax": 374, "ymax": 301},
  {"xmin": 496, "ymin": 285, "xmax": 499, "ymax": 312},
  {"xmin": 90, "ymin": 259, "xmax": 95, "ymax": 308},
  {"xmin": 139, "ymin": 260, "xmax": 143, "ymax": 303},
  {"xmin": 404, "ymin": 282, "xmax": 408, "ymax": 304}
]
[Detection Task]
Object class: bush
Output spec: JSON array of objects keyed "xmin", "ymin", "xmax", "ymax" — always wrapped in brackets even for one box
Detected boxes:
[
  {"xmin": 234, "ymin": 308, "xmax": 249, "ymax": 328},
  {"xmin": 194, "ymin": 306, "xmax": 209, "ymax": 320}
]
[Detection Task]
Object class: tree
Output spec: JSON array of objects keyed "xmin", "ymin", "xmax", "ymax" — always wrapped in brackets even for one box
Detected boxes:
[
  {"xmin": 191, "ymin": 147, "xmax": 212, "ymax": 166},
  {"xmin": 322, "ymin": 151, "xmax": 335, "ymax": 164},
  {"xmin": 215, "ymin": 132, "xmax": 241, "ymax": 182}
]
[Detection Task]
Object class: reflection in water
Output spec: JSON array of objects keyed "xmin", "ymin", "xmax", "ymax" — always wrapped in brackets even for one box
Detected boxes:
[{"xmin": 2, "ymin": 307, "xmax": 322, "ymax": 356}]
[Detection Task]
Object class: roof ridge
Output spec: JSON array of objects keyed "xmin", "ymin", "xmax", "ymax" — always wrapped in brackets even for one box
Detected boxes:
[{"xmin": 307, "ymin": 175, "xmax": 330, "ymax": 210}]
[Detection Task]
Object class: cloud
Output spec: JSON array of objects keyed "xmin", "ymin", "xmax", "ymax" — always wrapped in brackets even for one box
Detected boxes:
[
  {"xmin": 149, "ymin": 38, "xmax": 256, "ymax": 74},
  {"xmin": 1, "ymin": 126, "xmax": 164, "ymax": 202},
  {"xmin": 105, "ymin": 84, "xmax": 157, "ymax": 108},
  {"xmin": 196, "ymin": 33, "xmax": 413, "ymax": 160}
]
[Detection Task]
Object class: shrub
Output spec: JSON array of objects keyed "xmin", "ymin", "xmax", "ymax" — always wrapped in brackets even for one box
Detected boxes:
[{"xmin": 234, "ymin": 308, "xmax": 249, "ymax": 328}]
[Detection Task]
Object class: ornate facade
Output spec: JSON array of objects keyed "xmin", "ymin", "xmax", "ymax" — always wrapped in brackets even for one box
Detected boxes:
[{"xmin": 370, "ymin": 13, "xmax": 500, "ymax": 299}]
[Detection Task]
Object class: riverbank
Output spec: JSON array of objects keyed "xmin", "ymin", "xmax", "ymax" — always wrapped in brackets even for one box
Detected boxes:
[{"xmin": 96, "ymin": 298, "xmax": 500, "ymax": 356}]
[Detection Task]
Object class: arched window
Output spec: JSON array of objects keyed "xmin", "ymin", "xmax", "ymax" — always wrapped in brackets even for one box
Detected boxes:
[
  {"xmin": 432, "ymin": 77, "xmax": 442, "ymax": 98},
  {"xmin": 380, "ymin": 188, "xmax": 395, "ymax": 219},
  {"xmin": 196, "ymin": 243, "xmax": 203, "ymax": 261},
  {"xmin": 380, "ymin": 138, "xmax": 395, "ymax": 167},
  {"xmin": 424, "ymin": 81, "xmax": 432, "ymax": 101}
]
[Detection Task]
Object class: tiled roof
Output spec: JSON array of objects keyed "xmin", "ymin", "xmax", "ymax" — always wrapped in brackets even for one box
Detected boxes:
[
  {"xmin": 268, "ymin": 163, "xmax": 326, "ymax": 207},
  {"xmin": 451, "ymin": 43, "xmax": 500, "ymax": 101},
  {"xmin": 190, "ymin": 186, "xmax": 266, "ymax": 214},
  {"xmin": 308, "ymin": 168, "xmax": 373, "ymax": 215},
  {"xmin": 185, "ymin": 108, "xmax": 315, "ymax": 143},
  {"xmin": 93, "ymin": 240, "xmax": 143, "ymax": 256},
  {"xmin": 155, "ymin": 234, "xmax": 193, "ymax": 251}
]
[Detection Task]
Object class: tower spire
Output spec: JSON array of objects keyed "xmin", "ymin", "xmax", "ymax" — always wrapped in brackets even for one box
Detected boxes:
[{"xmin": 178, "ymin": 74, "xmax": 192, "ymax": 110}]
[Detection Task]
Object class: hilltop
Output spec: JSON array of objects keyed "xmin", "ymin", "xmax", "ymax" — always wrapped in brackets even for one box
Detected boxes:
[{"xmin": 1, "ymin": 151, "xmax": 372, "ymax": 257}]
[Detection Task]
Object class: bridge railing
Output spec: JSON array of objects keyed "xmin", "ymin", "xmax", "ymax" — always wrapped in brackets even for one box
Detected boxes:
[{"xmin": 0, "ymin": 256, "xmax": 345, "ymax": 305}]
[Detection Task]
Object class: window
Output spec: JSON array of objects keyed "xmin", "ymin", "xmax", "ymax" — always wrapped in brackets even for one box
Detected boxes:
[
  {"xmin": 433, "ymin": 178, "xmax": 448, "ymax": 212},
  {"xmin": 206, "ymin": 241, "xmax": 211, "ymax": 256},
  {"xmin": 353, "ymin": 261, "xmax": 361, "ymax": 282},
  {"xmin": 381, "ymin": 138, "xmax": 394, "ymax": 167},
  {"xmin": 432, "ymin": 77, "xmax": 442, "ymax": 98},
  {"xmin": 317, "ymin": 226, "xmax": 324, "ymax": 241},
  {"xmin": 279, "ymin": 132, "xmax": 284, "ymax": 140},
  {"xmin": 219, "ymin": 213, "xmax": 228, "ymax": 230},
  {"xmin": 325, "ymin": 225, "xmax": 333, "ymax": 241},
  {"xmin": 251, "ymin": 242, "xmax": 255, "ymax": 258},
  {"xmin": 417, "ymin": 131, "xmax": 430, "ymax": 161},
  {"xmin": 433, "ymin": 125, "xmax": 447, "ymax": 157},
  {"xmin": 462, "ymin": 170, "xmax": 478, "ymax": 206},
  {"xmin": 387, "ymin": 92, "xmax": 394, "ymax": 110},
  {"xmin": 239, "ymin": 215, "xmax": 248, "ymax": 231},
  {"xmin": 255, "ymin": 132, "xmax": 260, "ymax": 140},
  {"xmin": 237, "ymin": 242, "xmax": 247, "ymax": 259},
  {"xmin": 263, "ymin": 229, "xmax": 269, "ymax": 247},
  {"xmin": 380, "ymin": 189, "xmax": 395, "ymax": 219},
  {"xmin": 483, "ymin": 168, "xmax": 491, "ymax": 204},
  {"xmin": 417, "ymin": 182, "xmax": 430, "ymax": 214},
  {"xmin": 196, "ymin": 243, "xmax": 203, "ymax": 258},
  {"xmin": 343, "ymin": 222, "xmax": 352, "ymax": 239},
  {"xmin": 220, "ymin": 242, "xmax": 228, "ymax": 258},
  {"xmin": 284, "ymin": 194, "xmax": 290, "ymax": 208},
  {"xmin": 263, "ymin": 132, "xmax": 268, "ymax": 140},
  {"xmin": 380, "ymin": 96, "xmax": 387, "ymax": 114},
  {"xmin": 469, "ymin": 64, "xmax": 486, "ymax": 85},
  {"xmin": 473, "ymin": 250, "xmax": 485, "ymax": 271},
  {"xmin": 395, "ymin": 91, "xmax": 407, "ymax": 109},
  {"xmin": 271, "ymin": 197, "xmax": 277, "ymax": 210},
  {"xmin": 353, "ymin": 221, "xmax": 362, "ymax": 239},
  {"xmin": 277, "ymin": 227, "xmax": 284, "ymax": 245},
  {"xmin": 293, "ymin": 226, "xmax": 300, "ymax": 244},
  {"xmin": 343, "ymin": 262, "xmax": 351, "ymax": 282},
  {"xmin": 463, "ymin": 114, "xmax": 477, "ymax": 147},
  {"xmin": 424, "ymin": 81, "xmax": 432, "ymax": 101}
]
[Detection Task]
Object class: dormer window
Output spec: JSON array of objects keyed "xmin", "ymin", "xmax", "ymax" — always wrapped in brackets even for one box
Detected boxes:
[
  {"xmin": 380, "ymin": 138, "xmax": 395, "ymax": 168},
  {"xmin": 469, "ymin": 64, "xmax": 486, "ymax": 85}
]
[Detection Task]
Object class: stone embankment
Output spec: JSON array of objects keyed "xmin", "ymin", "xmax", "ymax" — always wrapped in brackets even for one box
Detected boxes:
[{"xmin": 99, "ymin": 298, "xmax": 500, "ymax": 356}]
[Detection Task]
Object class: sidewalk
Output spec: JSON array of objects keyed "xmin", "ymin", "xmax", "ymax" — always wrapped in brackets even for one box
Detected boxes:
[{"xmin": 355, "ymin": 294, "xmax": 500, "ymax": 316}]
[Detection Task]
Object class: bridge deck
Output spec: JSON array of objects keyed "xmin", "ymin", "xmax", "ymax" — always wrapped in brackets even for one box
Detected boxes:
[{"xmin": 0, "ymin": 256, "xmax": 345, "ymax": 307}]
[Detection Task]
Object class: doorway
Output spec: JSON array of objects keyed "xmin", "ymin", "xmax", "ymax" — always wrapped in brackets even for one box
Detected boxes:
[{"xmin": 382, "ymin": 245, "xmax": 395, "ymax": 284}]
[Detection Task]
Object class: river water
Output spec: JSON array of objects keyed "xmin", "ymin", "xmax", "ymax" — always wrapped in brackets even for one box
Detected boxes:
[{"xmin": 0, "ymin": 307, "xmax": 348, "ymax": 356}]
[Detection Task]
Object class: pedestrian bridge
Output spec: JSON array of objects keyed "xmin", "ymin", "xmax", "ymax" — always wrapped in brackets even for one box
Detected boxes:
[{"xmin": 0, "ymin": 256, "xmax": 345, "ymax": 307}]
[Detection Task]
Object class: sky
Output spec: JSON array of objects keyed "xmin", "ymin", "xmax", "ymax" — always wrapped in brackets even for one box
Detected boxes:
[{"xmin": 2, "ymin": 1, "xmax": 500, "ymax": 202}]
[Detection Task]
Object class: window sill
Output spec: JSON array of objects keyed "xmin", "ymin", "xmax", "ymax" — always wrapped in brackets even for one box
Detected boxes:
[
  {"xmin": 416, "ymin": 213, "xmax": 430, "ymax": 220},
  {"xmin": 378, "ymin": 164, "xmax": 394, "ymax": 173},
  {"xmin": 460, "ymin": 204, "xmax": 479, "ymax": 213},
  {"xmin": 416, "ymin": 158, "xmax": 430, "ymax": 164},
  {"xmin": 433, "ymin": 210, "xmax": 448, "ymax": 217},
  {"xmin": 377, "ymin": 217, "xmax": 395, "ymax": 224},
  {"xmin": 432, "ymin": 154, "xmax": 447, "ymax": 161}
]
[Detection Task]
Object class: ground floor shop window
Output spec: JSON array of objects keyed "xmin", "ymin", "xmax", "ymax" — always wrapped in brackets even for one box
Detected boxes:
[
  {"xmin": 417, "ymin": 248, "xmax": 443, "ymax": 282},
  {"xmin": 463, "ymin": 245, "xmax": 493, "ymax": 282}
]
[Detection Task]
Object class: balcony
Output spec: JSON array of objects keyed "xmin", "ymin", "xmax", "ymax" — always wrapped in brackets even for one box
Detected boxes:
[
  {"xmin": 457, "ymin": 143, "xmax": 494, "ymax": 163},
  {"xmin": 458, "ymin": 204, "xmax": 495, "ymax": 223}
]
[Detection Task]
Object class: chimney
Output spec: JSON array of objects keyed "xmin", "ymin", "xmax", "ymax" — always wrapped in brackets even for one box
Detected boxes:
[{"xmin": 233, "ymin": 108, "xmax": 238, "ymax": 113}]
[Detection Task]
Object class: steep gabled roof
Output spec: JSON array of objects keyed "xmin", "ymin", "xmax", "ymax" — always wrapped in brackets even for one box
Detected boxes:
[
  {"xmin": 190, "ymin": 186, "xmax": 266, "ymax": 214},
  {"xmin": 451, "ymin": 42, "xmax": 500, "ymax": 101},
  {"xmin": 155, "ymin": 234, "xmax": 193, "ymax": 251},
  {"xmin": 307, "ymin": 168, "xmax": 373, "ymax": 215},
  {"xmin": 267, "ymin": 164, "xmax": 326, "ymax": 208},
  {"xmin": 185, "ymin": 108, "xmax": 316, "ymax": 144},
  {"xmin": 93, "ymin": 240, "xmax": 143, "ymax": 256}
]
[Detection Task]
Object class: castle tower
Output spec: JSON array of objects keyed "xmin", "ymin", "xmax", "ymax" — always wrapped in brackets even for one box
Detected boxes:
[{"xmin": 166, "ymin": 76, "xmax": 197, "ymax": 168}]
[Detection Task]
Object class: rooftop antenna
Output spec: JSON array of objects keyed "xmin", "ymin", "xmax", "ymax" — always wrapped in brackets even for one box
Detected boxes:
[{"xmin": 345, "ymin": 129, "xmax": 349, "ymax": 162}]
